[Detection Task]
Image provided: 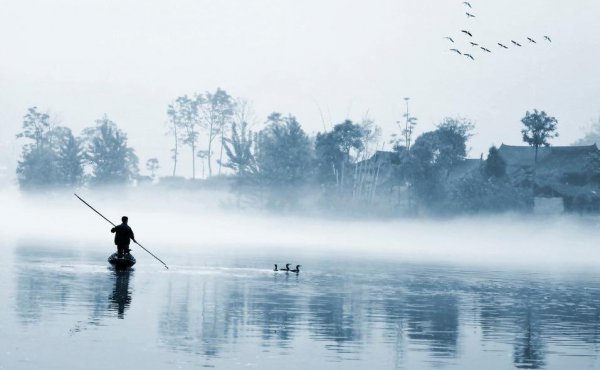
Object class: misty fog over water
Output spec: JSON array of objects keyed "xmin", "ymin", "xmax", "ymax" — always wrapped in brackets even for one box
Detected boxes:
[{"xmin": 3, "ymin": 188, "xmax": 600, "ymax": 269}]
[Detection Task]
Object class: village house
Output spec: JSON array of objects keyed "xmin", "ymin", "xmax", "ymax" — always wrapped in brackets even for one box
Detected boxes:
[
  {"xmin": 497, "ymin": 144, "xmax": 600, "ymax": 212},
  {"xmin": 356, "ymin": 144, "xmax": 600, "ymax": 214}
]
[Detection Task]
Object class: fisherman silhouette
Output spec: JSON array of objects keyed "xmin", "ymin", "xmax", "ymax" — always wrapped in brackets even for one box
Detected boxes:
[{"xmin": 111, "ymin": 216, "xmax": 136, "ymax": 257}]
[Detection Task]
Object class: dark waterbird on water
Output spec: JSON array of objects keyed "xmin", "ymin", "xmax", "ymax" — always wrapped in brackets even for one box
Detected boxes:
[
  {"xmin": 274, "ymin": 263, "xmax": 291, "ymax": 272},
  {"xmin": 290, "ymin": 265, "xmax": 302, "ymax": 273},
  {"xmin": 74, "ymin": 193, "xmax": 169, "ymax": 270}
]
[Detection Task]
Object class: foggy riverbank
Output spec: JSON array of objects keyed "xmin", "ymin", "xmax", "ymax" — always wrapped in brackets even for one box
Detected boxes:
[{"xmin": 2, "ymin": 188, "xmax": 599, "ymax": 270}]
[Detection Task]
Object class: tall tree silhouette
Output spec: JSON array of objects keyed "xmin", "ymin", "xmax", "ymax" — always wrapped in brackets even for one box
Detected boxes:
[
  {"xmin": 83, "ymin": 115, "xmax": 139, "ymax": 186},
  {"xmin": 521, "ymin": 109, "xmax": 558, "ymax": 162},
  {"xmin": 167, "ymin": 95, "xmax": 200, "ymax": 178},
  {"xmin": 197, "ymin": 88, "xmax": 235, "ymax": 177}
]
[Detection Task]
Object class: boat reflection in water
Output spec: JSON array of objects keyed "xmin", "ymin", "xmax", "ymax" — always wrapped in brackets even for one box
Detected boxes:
[{"xmin": 108, "ymin": 269, "xmax": 133, "ymax": 319}]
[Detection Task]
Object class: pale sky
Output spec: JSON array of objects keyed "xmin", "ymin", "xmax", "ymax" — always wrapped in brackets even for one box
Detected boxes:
[{"xmin": 1, "ymin": 0, "xmax": 600, "ymax": 178}]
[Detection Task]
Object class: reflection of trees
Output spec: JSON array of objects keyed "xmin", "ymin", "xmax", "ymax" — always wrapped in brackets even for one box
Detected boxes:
[
  {"xmin": 159, "ymin": 280, "xmax": 192, "ymax": 349},
  {"xmin": 478, "ymin": 292, "xmax": 508, "ymax": 340},
  {"xmin": 308, "ymin": 293, "xmax": 362, "ymax": 345},
  {"xmin": 159, "ymin": 277, "xmax": 241, "ymax": 358},
  {"xmin": 155, "ymin": 262, "xmax": 600, "ymax": 365},
  {"xmin": 476, "ymin": 285, "xmax": 546, "ymax": 369},
  {"xmin": 405, "ymin": 293, "xmax": 459, "ymax": 357},
  {"xmin": 513, "ymin": 308, "xmax": 545, "ymax": 369},
  {"xmin": 476, "ymin": 279, "xmax": 600, "ymax": 368},
  {"xmin": 222, "ymin": 284, "xmax": 245, "ymax": 340},
  {"xmin": 16, "ymin": 268, "xmax": 71, "ymax": 324},
  {"xmin": 14, "ymin": 245, "xmax": 135, "ymax": 332},
  {"xmin": 15, "ymin": 247, "xmax": 77, "ymax": 324},
  {"xmin": 306, "ymin": 274, "xmax": 366, "ymax": 352},
  {"xmin": 377, "ymin": 273, "xmax": 460, "ymax": 358},
  {"xmin": 379, "ymin": 291, "xmax": 405, "ymax": 369},
  {"xmin": 159, "ymin": 272, "xmax": 309, "ymax": 361},
  {"xmin": 159, "ymin": 273, "xmax": 308, "ymax": 359},
  {"xmin": 246, "ymin": 284, "xmax": 301, "ymax": 344}
]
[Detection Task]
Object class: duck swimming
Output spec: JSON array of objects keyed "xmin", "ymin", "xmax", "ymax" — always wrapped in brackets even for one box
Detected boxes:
[{"xmin": 290, "ymin": 265, "xmax": 301, "ymax": 273}]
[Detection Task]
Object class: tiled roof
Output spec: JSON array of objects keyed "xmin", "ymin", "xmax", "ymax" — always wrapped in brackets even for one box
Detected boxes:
[{"xmin": 497, "ymin": 144, "xmax": 599, "ymax": 170}]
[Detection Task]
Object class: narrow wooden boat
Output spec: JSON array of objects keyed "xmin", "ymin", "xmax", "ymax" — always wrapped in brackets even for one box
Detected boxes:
[{"xmin": 108, "ymin": 252, "xmax": 136, "ymax": 269}]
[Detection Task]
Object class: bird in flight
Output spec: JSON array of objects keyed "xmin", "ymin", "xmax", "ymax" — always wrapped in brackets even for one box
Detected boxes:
[
  {"xmin": 463, "ymin": 1, "xmax": 472, "ymax": 8},
  {"xmin": 444, "ymin": 36, "xmax": 454, "ymax": 43},
  {"xmin": 470, "ymin": 41, "xmax": 479, "ymax": 46},
  {"xmin": 466, "ymin": 12, "xmax": 476, "ymax": 18},
  {"xmin": 498, "ymin": 43, "xmax": 509, "ymax": 49},
  {"xmin": 527, "ymin": 37, "xmax": 536, "ymax": 43},
  {"xmin": 480, "ymin": 47, "xmax": 491, "ymax": 53},
  {"xmin": 461, "ymin": 30, "xmax": 473, "ymax": 37},
  {"xmin": 511, "ymin": 40, "xmax": 522, "ymax": 47},
  {"xmin": 544, "ymin": 35, "xmax": 552, "ymax": 42},
  {"xmin": 450, "ymin": 48, "xmax": 462, "ymax": 55},
  {"xmin": 464, "ymin": 53, "xmax": 475, "ymax": 60}
]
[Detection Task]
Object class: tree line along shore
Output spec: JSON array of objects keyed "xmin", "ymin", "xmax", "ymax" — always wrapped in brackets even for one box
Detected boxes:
[{"xmin": 15, "ymin": 89, "xmax": 600, "ymax": 216}]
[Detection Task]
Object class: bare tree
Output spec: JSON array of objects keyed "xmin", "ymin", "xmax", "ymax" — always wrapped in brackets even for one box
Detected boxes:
[
  {"xmin": 165, "ymin": 117, "xmax": 179, "ymax": 176},
  {"xmin": 167, "ymin": 95, "xmax": 200, "ymax": 179},
  {"xmin": 234, "ymin": 98, "xmax": 257, "ymax": 129},
  {"xmin": 399, "ymin": 97, "xmax": 418, "ymax": 150},
  {"xmin": 196, "ymin": 88, "xmax": 235, "ymax": 177}
]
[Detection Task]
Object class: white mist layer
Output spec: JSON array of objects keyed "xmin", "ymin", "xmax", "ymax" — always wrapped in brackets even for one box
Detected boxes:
[{"xmin": 2, "ymin": 188, "xmax": 600, "ymax": 269}]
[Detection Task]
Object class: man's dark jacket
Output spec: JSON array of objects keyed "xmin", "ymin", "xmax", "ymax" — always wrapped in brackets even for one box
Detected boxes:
[{"xmin": 111, "ymin": 223, "xmax": 135, "ymax": 246}]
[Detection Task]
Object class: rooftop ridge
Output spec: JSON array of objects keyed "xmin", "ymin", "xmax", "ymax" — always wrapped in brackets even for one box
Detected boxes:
[{"xmin": 499, "ymin": 143, "xmax": 598, "ymax": 150}]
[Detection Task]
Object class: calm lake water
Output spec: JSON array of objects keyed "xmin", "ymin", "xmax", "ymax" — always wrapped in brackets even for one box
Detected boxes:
[{"xmin": 2, "ymin": 243, "xmax": 600, "ymax": 370}]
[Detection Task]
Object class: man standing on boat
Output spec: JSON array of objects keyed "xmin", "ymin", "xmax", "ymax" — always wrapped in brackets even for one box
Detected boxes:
[{"xmin": 111, "ymin": 216, "xmax": 136, "ymax": 257}]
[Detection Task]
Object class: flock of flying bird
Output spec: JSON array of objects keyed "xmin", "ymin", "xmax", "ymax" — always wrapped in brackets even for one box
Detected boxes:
[{"xmin": 446, "ymin": 1, "xmax": 552, "ymax": 60}]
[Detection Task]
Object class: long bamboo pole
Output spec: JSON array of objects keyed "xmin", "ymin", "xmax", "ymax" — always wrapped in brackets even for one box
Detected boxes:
[{"xmin": 74, "ymin": 193, "xmax": 169, "ymax": 270}]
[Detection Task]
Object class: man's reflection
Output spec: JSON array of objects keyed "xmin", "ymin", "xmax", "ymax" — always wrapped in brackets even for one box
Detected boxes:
[{"xmin": 108, "ymin": 269, "xmax": 132, "ymax": 319}]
